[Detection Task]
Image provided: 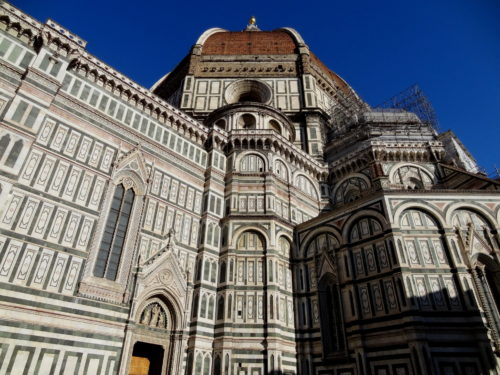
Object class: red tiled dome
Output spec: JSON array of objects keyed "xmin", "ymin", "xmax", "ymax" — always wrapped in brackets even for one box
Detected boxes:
[{"xmin": 201, "ymin": 31, "xmax": 298, "ymax": 55}]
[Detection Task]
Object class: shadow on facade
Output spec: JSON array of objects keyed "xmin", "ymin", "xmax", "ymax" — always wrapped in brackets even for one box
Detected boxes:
[{"xmin": 295, "ymin": 284, "xmax": 499, "ymax": 375}]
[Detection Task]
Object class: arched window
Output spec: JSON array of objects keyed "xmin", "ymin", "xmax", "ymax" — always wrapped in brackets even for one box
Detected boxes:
[
  {"xmin": 400, "ymin": 209, "xmax": 460, "ymax": 309},
  {"xmin": 5, "ymin": 139, "xmax": 23, "ymax": 167},
  {"xmin": 214, "ymin": 226, "xmax": 220, "ymax": 247},
  {"xmin": 192, "ymin": 293, "xmax": 199, "ymax": 318},
  {"xmin": 195, "ymin": 353, "xmax": 203, "ymax": 375},
  {"xmin": 275, "ymin": 159, "xmax": 289, "ymax": 182},
  {"xmin": 349, "ymin": 217, "xmax": 383, "ymax": 242},
  {"xmin": 278, "ymin": 236, "xmax": 291, "ymax": 258},
  {"xmin": 237, "ymin": 231, "xmax": 265, "ymax": 251},
  {"xmin": 207, "ymin": 224, "xmax": 214, "ymax": 244},
  {"xmin": 203, "ymin": 355, "xmax": 211, "ymax": 375},
  {"xmin": 186, "ymin": 352, "xmax": 194, "ymax": 375},
  {"xmin": 295, "ymin": 175, "xmax": 318, "ymax": 199},
  {"xmin": 94, "ymin": 184, "xmax": 135, "ymax": 280},
  {"xmin": 196, "ymin": 259, "xmax": 202, "ymax": 281},
  {"xmin": 210, "ymin": 262, "xmax": 217, "ymax": 283},
  {"xmin": 318, "ymin": 274, "xmax": 345, "ymax": 356},
  {"xmin": 240, "ymin": 153, "xmax": 265, "ymax": 172},
  {"xmin": 392, "ymin": 165, "xmax": 433, "ymax": 189},
  {"xmin": 217, "ymin": 296, "xmax": 225, "ymax": 320},
  {"xmin": 227, "ymin": 294, "xmax": 232, "ymax": 319},
  {"xmin": 269, "ymin": 294, "xmax": 274, "ymax": 319},
  {"xmin": 219, "ymin": 261, "xmax": 226, "ymax": 283},
  {"xmin": 306, "ymin": 233, "xmax": 339, "ymax": 258},
  {"xmin": 214, "ymin": 355, "xmax": 221, "ymax": 375},
  {"xmin": 224, "ymin": 354, "xmax": 229, "ymax": 375},
  {"xmin": 203, "ymin": 259, "xmax": 210, "ymax": 281},
  {"xmin": 229, "ymin": 260, "xmax": 234, "ymax": 282},
  {"xmin": 0, "ymin": 134, "xmax": 10, "ymax": 160},
  {"xmin": 208, "ymin": 296, "xmax": 215, "ymax": 320},
  {"xmin": 333, "ymin": 176, "xmax": 369, "ymax": 204},
  {"xmin": 200, "ymin": 294, "xmax": 207, "ymax": 318},
  {"xmin": 400, "ymin": 210, "xmax": 448, "ymax": 267}
]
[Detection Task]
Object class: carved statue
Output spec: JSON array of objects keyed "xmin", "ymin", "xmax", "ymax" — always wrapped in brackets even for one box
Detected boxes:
[
  {"xmin": 158, "ymin": 311, "xmax": 166, "ymax": 328},
  {"xmin": 141, "ymin": 306, "xmax": 152, "ymax": 325},
  {"xmin": 150, "ymin": 304, "xmax": 161, "ymax": 327}
]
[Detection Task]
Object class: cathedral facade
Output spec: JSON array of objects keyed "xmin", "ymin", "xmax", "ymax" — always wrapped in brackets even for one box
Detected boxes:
[{"xmin": 0, "ymin": 3, "xmax": 498, "ymax": 375}]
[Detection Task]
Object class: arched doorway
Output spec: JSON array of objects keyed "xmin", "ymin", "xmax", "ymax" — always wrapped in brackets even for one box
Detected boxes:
[{"xmin": 125, "ymin": 295, "xmax": 182, "ymax": 375}]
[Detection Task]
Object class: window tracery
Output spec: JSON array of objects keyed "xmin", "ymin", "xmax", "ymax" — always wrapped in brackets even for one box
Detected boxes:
[
  {"xmin": 93, "ymin": 183, "xmax": 135, "ymax": 280},
  {"xmin": 318, "ymin": 273, "xmax": 345, "ymax": 356},
  {"xmin": 349, "ymin": 217, "xmax": 383, "ymax": 242},
  {"xmin": 392, "ymin": 165, "xmax": 433, "ymax": 189},
  {"xmin": 274, "ymin": 159, "xmax": 288, "ymax": 182},
  {"xmin": 399, "ymin": 210, "xmax": 448, "ymax": 266},
  {"xmin": 240, "ymin": 153, "xmax": 265, "ymax": 172},
  {"xmin": 237, "ymin": 231, "xmax": 264, "ymax": 251},
  {"xmin": 295, "ymin": 175, "xmax": 318, "ymax": 199},
  {"xmin": 278, "ymin": 236, "xmax": 291, "ymax": 258},
  {"xmin": 452, "ymin": 209, "xmax": 491, "ymax": 244},
  {"xmin": 306, "ymin": 233, "xmax": 339, "ymax": 257},
  {"xmin": 333, "ymin": 176, "xmax": 369, "ymax": 204}
]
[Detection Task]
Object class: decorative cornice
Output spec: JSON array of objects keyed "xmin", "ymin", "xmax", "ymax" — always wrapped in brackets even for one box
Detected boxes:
[{"xmin": 0, "ymin": 2, "xmax": 212, "ymax": 145}]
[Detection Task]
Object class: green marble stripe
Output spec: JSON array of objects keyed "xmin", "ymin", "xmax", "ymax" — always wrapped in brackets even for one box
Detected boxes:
[
  {"xmin": 83, "ymin": 354, "xmax": 104, "ymax": 374},
  {"xmin": 8, "ymin": 242, "xmax": 27, "ymax": 283},
  {"xmin": 6, "ymin": 345, "xmax": 35, "ymax": 375},
  {"xmin": 0, "ymin": 229, "xmax": 88, "ymax": 259},
  {"xmin": 0, "ymin": 282, "xmax": 129, "ymax": 313},
  {"xmin": 59, "ymin": 351, "xmax": 83, "ymax": 374},
  {"xmin": 0, "ymin": 318, "xmax": 122, "ymax": 342},
  {"xmin": 0, "ymin": 69, "xmax": 21, "ymax": 85},
  {"xmin": 33, "ymin": 348, "xmax": 59, "ymax": 375},
  {"xmin": 0, "ymin": 293, "xmax": 128, "ymax": 323},
  {"xmin": 23, "ymin": 76, "xmax": 58, "ymax": 95},
  {"xmin": 0, "ymin": 330, "xmax": 122, "ymax": 352},
  {"xmin": 13, "ymin": 182, "xmax": 100, "ymax": 216},
  {"xmin": 0, "ymin": 343, "xmax": 9, "ymax": 372}
]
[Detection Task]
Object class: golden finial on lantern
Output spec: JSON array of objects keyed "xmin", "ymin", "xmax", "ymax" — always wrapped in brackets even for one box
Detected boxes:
[{"xmin": 249, "ymin": 16, "xmax": 256, "ymax": 25}]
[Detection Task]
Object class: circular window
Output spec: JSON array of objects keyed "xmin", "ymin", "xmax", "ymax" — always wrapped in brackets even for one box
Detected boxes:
[
  {"xmin": 238, "ymin": 114, "xmax": 256, "ymax": 129},
  {"xmin": 225, "ymin": 80, "xmax": 272, "ymax": 105}
]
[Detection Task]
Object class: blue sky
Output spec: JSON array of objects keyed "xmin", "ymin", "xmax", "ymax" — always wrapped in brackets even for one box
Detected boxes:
[{"xmin": 16, "ymin": 0, "xmax": 500, "ymax": 173}]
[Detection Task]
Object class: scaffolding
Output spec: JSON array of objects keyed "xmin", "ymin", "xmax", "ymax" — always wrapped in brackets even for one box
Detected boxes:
[
  {"xmin": 327, "ymin": 88, "xmax": 366, "ymax": 134},
  {"xmin": 328, "ymin": 84, "xmax": 439, "ymax": 140},
  {"xmin": 374, "ymin": 84, "xmax": 439, "ymax": 131}
]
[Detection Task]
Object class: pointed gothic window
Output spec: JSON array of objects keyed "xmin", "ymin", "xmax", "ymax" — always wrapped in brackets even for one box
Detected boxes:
[
  {"xmin": 0, "ymin": 134, "xmax": 10, "ymax": 160},
  {"xmin": 219, "ymin": 261, "xmax": 226, "ymax": 283},
  {"xmin": 214, "ymin": 355, "xmax": 222, "ymax": 375},
  {"xmin": 217, "ymin": 296, "xmax": 225, "ymax": 320},
  {"xmin": 5, "ymin": 139, "xmax": 23, "ymax": 167},
  {"xmin": 318, "ymin": 274, "xmax": 345, "ymax": 356},
  {"xmin": 94, "ymin": 184, "xmax": 135, "ymax": 280},
  {"xmin": 203, "ymin": 355, "xmax": 211, "ymax": 375}
]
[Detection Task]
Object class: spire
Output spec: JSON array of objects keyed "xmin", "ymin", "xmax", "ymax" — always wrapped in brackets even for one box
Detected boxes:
[{"xmin": 245, "ymin": 16, "xmax": 260, "ymax": 31}]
